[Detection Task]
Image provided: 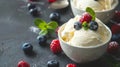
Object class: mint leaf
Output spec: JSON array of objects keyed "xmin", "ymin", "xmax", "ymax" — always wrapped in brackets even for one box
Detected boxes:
[
  {"xmin": 39, "ymin": 29, "xmax": 48, "ymax": 35},
  {"xmin": 47, "ymin": 21, "xmax": 58, "ymax": 30},
  {"xmin": 82, "ymin": 22, "xmax": 89, "ymax": 30},
  {"xmin": 34, "ymin": 18, "xmax": 47, "ymax": 30},
  {"xmin": 34, "ymin": 18, "xmax": 58, "ymax": 36},
  {"xmin": 86, "ymin": 7, "xmax": 96, "ymax": 21},
  {"xmin": 115, "ymin": 63, "xmax": 120, "ymax": 67}
]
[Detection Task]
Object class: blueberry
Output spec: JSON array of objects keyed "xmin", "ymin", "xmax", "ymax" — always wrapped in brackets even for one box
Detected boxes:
[
  {"xmin": 49, "ymin": 12, "xmax": 60, "ymax": 22},
  {"xmin": 22, "ymin": 43, "xmax": 33, "ymax": 53},
  {"xmin": 27, "ymin": 3, "xmax": 36, "ymax": 10},
  {"xmin": 118, "ymin": 34, "xmax": 120, "ymax": 38},
  {"xmin": 111, "ymin": 34, "xmax": 120, "ymax": 41},
  {"xmin": 47, "ymin": 60, "xmax": 59, "ymax": 67},
  {"xmin": 29, "ymin": 8, "xmax": 39, "ymax": 17},
  {"xmin": 37, "ymin": 35, "xmax": 47, "ymax": 46},
  {"xmin": 74, "ymin": 22, "xmax": 82, "ymax": 30},
  {"xmin": 89, "ymin": 21, "xmax": 98, "ymax": 31}
]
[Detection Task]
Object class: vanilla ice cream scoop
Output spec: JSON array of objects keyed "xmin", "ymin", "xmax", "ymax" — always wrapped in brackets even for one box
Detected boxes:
[
  {"xmin": 61, "ymin": 15, "xmax": 109, "ymax": 47},
  {"xmin": 73, "ymin": 0, "xmax": 114, "ymax": 11}
]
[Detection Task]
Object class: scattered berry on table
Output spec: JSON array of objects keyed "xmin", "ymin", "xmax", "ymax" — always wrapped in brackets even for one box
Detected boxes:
[
  {"xmin": 107, "ymin": 41, "xmax": 119, "ymax": 54},
  {"xmin": 74, "ymin": 22, "xmax": 82, "ymax": 30},
  {"xmin": 37, "ymin": 35, "xmax": 47, "ymax": 46},
  {"xmin": 48, "ymin": 0, "xmax": 56, "ymax": 3},
  {"xmin": 49, "ymin": 12, "xmax": 60, "ymax": 22},
  {"xmin": 111, "ymin": 34, "xmax": 120, "ymax": 41},
  {"xmin": 22, "ymin": 43, "xmax": 33, "ymax": 53},
  {"xmin": 111, "ymin": 23, "xmax": 120, "ymax": 34},
  {"xmin": 29, "ymin": 8, "xmax": 39, "ymax": 17},
  {"xmin": 50, "ymin": 39, "xmax": 62, "ymax": 54},
  {"xmin": 112, "ymin": 10, "xmax": 120, "ymax": 23},
  {"xmin": 47, "ymin": 60, "xmax": 59, "ymax": 67},
  {"xmin": 27, "ymin": 3, "xmax": 36, "ymax": 10},
  {"xmin": 17, "ymin": 60, "xmax": 30, "ymax": 67},
  {"xmin": 66, "ymin": 63, "xmax": 77, "ymax": 67},
  {"xmin": 89, "ymin": 21, "xmax": 98, "ymax": 31},
  {"xmin": 80, "ymin": 12, "xmax": 92, "ymax": 23}
]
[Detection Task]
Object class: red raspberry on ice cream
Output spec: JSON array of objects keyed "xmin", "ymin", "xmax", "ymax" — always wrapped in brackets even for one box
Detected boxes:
[{"xmin": 80, "ymin": 12, "xmax": 92, "ymax": 23}]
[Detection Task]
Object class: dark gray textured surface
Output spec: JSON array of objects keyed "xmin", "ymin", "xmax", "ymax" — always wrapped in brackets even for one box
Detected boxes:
[{"xmin": 0, "ymin": 0, "xmax": 120, "ymax": 67}]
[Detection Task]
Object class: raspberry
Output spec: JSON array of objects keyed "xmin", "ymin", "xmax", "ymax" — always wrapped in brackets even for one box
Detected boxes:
[
  {"xmin": 114, "ymin": 11, "xmax": 120, "ymax": 17},
  {"xmin": 112, "ymin": 11, "xmax": 120, "ymax": 23},
  {"xmin": 50, "ymin": 39, "xmax": 62, "ymax": 54},
  {"xmin": 66, "ymin": 63, "xmax": 77, "ymax": 67},
  {"xmin": 111, "ymin": 23, "xmax": 120, "ymax": 34},
  {"xmin": 80, "ymin": 12, "xmax": 92, "ymax": 23},
  {"xmin": 48, "ymin": 0, "xmax": 56, "ymax": 3},
  {"xmin": 17, "ymin": 60, "xmax": 30, "ymax": 67},
  {"xmin": 107, "ymin": 41, "xmax": 119, "ymax": 54}
]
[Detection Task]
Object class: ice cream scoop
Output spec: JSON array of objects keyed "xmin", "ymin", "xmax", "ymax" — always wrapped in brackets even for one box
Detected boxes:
[
  {"xmin": 49, "ymin": 0, "xmax": 69, "ymax": 9},
  {"xmin": 61, "ymin": 15, "xmax": 109, "ymax": 47}
]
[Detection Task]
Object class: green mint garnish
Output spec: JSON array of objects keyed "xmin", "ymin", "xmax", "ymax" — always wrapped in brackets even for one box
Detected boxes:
[
  {"xmin": 86, "ymin": 7, "xmax": 96, "ymax": 21},
  {"xmin": 34, "ymin": 18, "xmax": 58, "ymax": 35},
  {"xmin": 47, "ymin": 21, "xmax": 58, "ymax": 30},
  {"xmin": 39, "ymin": 29, "xmax": 48, "ymax": 35},
  {"xmin": 82, "ymin": 22, "xmax": 89, "ymax": 30}
]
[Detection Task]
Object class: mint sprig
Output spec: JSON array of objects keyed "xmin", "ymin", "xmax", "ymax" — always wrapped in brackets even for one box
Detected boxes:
[
  {"xmin": 82, "ymin": 22, "xmax": 89, "ymax": 30},
  {"xmin": 34, "ymin": 18, "xmax": 58, "ymax": 35},
  {"xmin": 47, "ymin": 21, "xmax": 58, "ymax": 30},
  {"xmin": 86, "ymin": 7, "xmax": 96, "ymax": 21}
]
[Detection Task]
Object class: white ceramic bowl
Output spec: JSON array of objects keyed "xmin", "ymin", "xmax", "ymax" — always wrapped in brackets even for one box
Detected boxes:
[
  {"xmin": 58, "ymin": 23, "xmax": 112, "ymax": 63},
  {"xmin": 70, "ymin": 0, "xmax": 119, "ymax": 24}
]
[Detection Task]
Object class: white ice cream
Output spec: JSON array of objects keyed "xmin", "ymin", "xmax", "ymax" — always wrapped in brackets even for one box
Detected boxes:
[
  {"xmin": 49, "ymin": 0, "xmax": 69, "ymax": 9},
  {"xmin": 61, "ymin": 15, "xmax": 109, "ymax": 47},
  {"xmin": 72, "ymin": 0, "xmax": 114, "ymax": 11}
]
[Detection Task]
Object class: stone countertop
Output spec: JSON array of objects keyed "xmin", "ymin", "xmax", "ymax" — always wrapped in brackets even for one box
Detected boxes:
[{"xmin": 0, "ymin": 0, "xmax": 120, "ymax": 67}]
